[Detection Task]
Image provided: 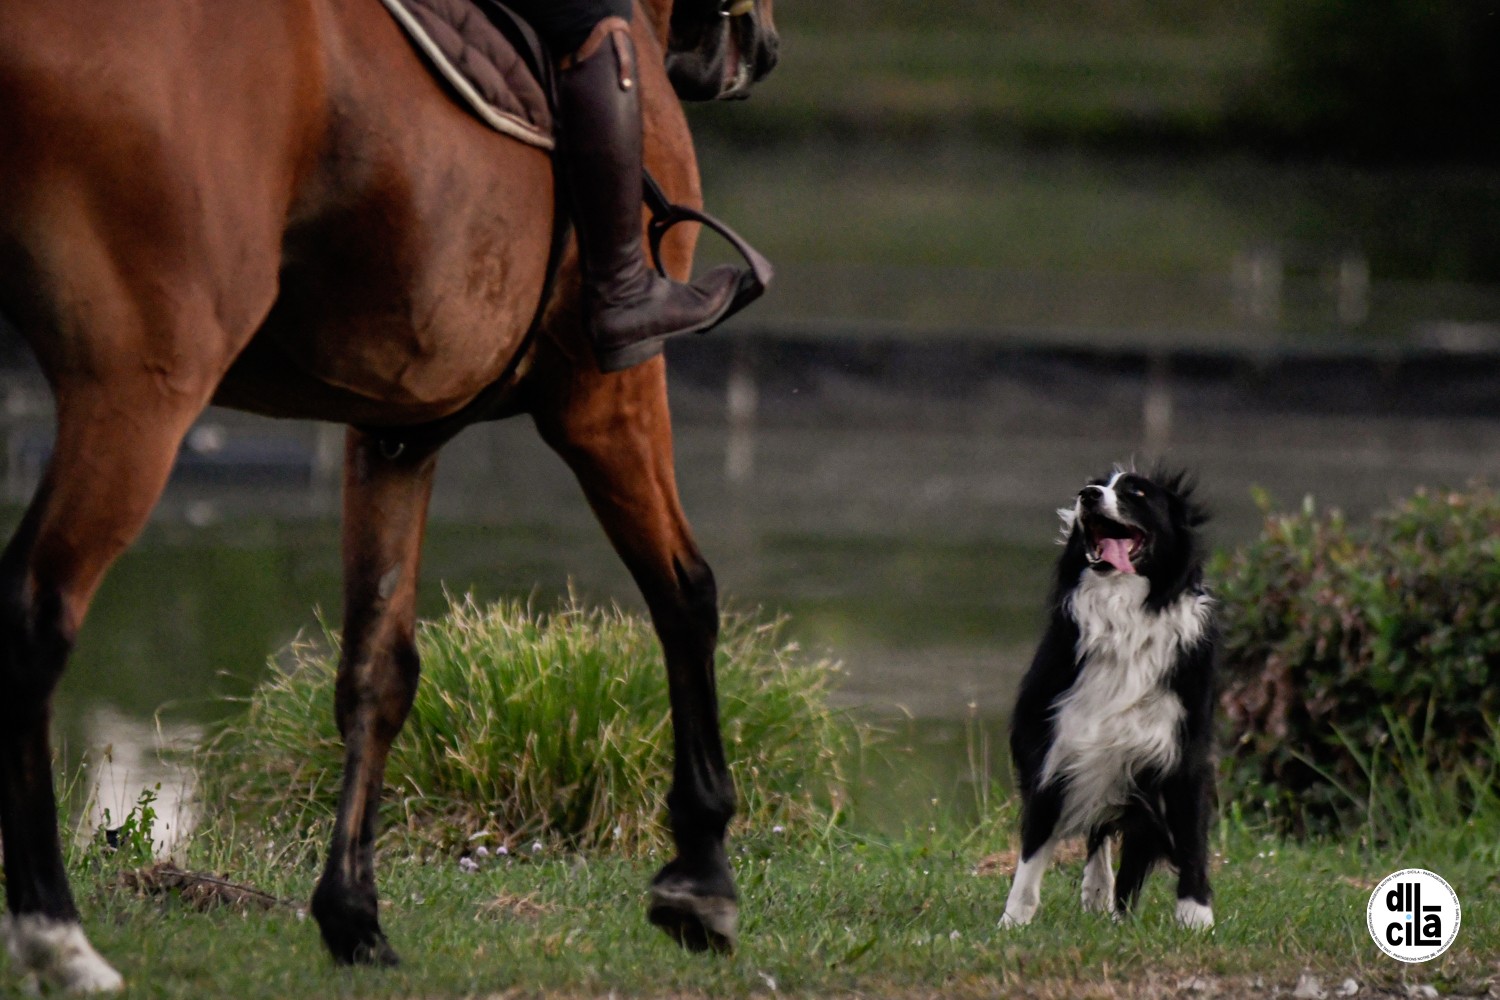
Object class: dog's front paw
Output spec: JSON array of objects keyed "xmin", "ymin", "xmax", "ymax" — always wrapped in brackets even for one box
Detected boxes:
[
  {"xmin": 1081, "ymin": 883, "xmax": 1115, "ymax": 915},
  {"xmin": 1175, "ymin": 898, "xmax": 1214, "ymax": 930},
  {"xmin": 998, "ymin": 906, "xmax": 1036, "ymax": 929}
]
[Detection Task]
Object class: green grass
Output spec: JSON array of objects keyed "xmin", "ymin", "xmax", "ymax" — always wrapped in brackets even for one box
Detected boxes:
[
  {"xmin": 17, "ymin": 591, "xmax": 1499, "ymax": 997},
  {"xmin": 29, "ymin": 811, "xmax": 1500, "ymax": 999},
  {"xmin": 195, "ymin": 595, "xmax": 858, "ymax": 856}
]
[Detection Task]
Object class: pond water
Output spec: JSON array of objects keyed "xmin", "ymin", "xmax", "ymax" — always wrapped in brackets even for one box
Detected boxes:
[{"xmin": 8, "ymin": 142, "xmax": 1500, "ymax": 843}]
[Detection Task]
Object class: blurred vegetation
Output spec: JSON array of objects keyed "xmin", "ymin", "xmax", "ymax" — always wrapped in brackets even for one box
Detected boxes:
[
  {"xmin": 196, "ymin": 596, "xmax": 860, "ymax": 856},
  {"xmin": 698, "ymin": 0, "xmax": 1500, "ymax": 162},
  {"xmin": 1216, "ymin": 485, "xmax": 1500, "ymax": 839}
]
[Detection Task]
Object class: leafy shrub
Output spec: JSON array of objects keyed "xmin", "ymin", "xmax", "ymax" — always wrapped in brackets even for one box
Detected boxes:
[
  {"xmin": 196, "ymin": 595, "xmax": 859, "ymax": 856},
  {"xmin": 1217, "ymin": 486, "xmax": 1500, "ymax": 837}
]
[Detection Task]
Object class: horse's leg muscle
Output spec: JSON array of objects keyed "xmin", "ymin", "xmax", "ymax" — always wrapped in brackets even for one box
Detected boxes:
[
  {"xmin": 309, "ymin": 429, "xmax": 436, "ymax": 967},
  {"xmin": 535, "ymin": 365, "xmax": 738, "ymax": 953}
]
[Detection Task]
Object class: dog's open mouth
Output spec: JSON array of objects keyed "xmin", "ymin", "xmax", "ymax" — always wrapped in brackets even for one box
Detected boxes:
[{"xmin": 1083, "ymin": 514, "xmax": 1147, "ymax": 575}]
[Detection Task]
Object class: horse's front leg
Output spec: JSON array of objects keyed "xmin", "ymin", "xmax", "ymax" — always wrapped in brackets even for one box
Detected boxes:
[
  {"xmin": 535, "ymin": 365, "xmax": 738, "ymax": 954},
  {"xmin": 1, "ymin": 389, "xmax": 213, "ymax": 994},
  {"xmin": 309, "ymin": 429, "xmax": 437, "ymax": 966}
]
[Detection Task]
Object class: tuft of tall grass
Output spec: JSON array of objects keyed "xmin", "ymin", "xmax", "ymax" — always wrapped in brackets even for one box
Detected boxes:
[
  {"xmin": 195, "ymin": 595, "xmax": 861, "ymax": 856},
  {"xmin": 1328, "ymin": 710, "xmax": 1500, "ymax": 863}
]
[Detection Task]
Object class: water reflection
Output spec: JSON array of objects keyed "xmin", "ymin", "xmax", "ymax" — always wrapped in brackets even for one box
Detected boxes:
[{"xmin": 71, "ymin": 708, "xmax": 198, "ymax": 857}]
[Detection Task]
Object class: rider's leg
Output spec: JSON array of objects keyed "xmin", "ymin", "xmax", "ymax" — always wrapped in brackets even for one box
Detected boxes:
[
  {"xmin": 512, "ymin": 0, "xmax": 747, "ymax": 373},
  {"xmin": 558, "ymin": 15, "xmax": 744, "ymax": 372}
]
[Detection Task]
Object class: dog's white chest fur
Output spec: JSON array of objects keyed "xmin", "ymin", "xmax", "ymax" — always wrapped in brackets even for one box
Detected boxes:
[{"xmin": 1040, "ymin": 571, "xmax": 1211, "ymax": 836}]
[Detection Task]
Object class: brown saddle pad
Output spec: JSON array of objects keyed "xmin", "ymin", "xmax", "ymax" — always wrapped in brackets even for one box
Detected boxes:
[{"xmin": 378, "ymin": 0, "xmax": 554, "ymax": 149}]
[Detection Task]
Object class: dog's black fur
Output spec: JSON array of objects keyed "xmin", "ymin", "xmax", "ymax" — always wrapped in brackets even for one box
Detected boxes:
[{"xmin": 1001, "ymin": 467, "xmax": 1218, "ymax": 928}]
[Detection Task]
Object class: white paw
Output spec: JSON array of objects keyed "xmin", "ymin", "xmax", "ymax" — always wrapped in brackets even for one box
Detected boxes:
[
  {"xmin": 1080, "ymin": 868, "xmax": 1115, "ymax": 914},
  {"xmin": 998, "ymin": 906, "xmax": 1036, "ymax": 929},
  {"xmin": 4, "ymin": 915, "xmax": 124, "ymax": 994},
  {"xmin": 1175, "ymin": 898, "xmax": 1214, "ymax": 930}
]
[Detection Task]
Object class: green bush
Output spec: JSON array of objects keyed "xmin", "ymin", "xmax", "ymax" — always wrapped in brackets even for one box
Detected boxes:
[
  {"xmin": 196, "ymin": 595, "xmax": 859, "ymax": 856},
  {"xmin": 1217, "ymin": 486, "xmax": 1500, "ymax": 838}
]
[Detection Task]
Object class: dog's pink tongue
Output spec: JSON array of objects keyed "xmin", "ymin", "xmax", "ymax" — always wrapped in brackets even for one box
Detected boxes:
[{"xmin": 1097, "ymin": 537, "xmax": 1137, "ymax": 574}]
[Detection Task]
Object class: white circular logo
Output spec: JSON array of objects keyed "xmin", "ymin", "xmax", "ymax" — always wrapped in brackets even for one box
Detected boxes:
[{"xmin": 1367, "ymin": 869, "xmax": 1461, "ymax": 962}]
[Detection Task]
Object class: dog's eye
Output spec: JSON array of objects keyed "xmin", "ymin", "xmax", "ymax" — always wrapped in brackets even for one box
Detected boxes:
[{"xmin": 1126, "ymin": 486, "xmax": 1145, "ymax": 497}]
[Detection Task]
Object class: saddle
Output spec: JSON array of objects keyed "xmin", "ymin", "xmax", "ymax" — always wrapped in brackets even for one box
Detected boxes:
[{"xmin": 377, "ymin": 0, "xmax": 555, "ymax": 150}]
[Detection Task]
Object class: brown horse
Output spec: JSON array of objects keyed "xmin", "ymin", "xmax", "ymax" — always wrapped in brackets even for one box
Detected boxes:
[{"xmin": 0, "ymin": 0, "xmax": 777, "ymax": 990}]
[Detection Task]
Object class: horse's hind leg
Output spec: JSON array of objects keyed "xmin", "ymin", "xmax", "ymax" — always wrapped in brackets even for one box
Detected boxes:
[
  {"xmin": 1, "ymin": 374, "xmax": 224, "ymax": 993},
  {"xmin": 309, "ymin": 430, "xmax": 437, "ymax": 966},
  {"xmin": 536, "ymin": 371, "xmax": 738, "ymax": 954}
]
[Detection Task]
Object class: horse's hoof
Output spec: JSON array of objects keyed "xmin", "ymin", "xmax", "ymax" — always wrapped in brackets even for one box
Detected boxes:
[
  {"xmin": 314, "ymin": 912, "xmax": 401, "ymax": 967},
  {"xmin": 647, "ymin": 880, "xmax": 738, "ymax": 954},
  {"xmin": 353, "ymin": 936, "xmax": 401, "ymax": 968},
  {"xmin": 3, "ymin": 915, "xmax": 125, "ymax": 994},
  {"xmin": 311, "ymin": 882, "xmax": 402, "ymax": 968},
  {"xmin": 323, "ymin": 930, "xmax": 401, "ymax": 968}
]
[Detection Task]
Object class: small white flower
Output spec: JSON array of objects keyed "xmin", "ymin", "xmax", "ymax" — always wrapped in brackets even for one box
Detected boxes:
[
  {"xmin": 497, "ymin": 845, "xmax": 510, "ymax": 856},
  {"xmin": 530, "ymin": 840, "xmax": 543, "ymax": 854},
  {"xmin": 458, "ymin": 856, "xmax": 479, "ymax": 873},
  {"xmin": 949, "ymin": 930, "xmax": 962, "ymax": 941},
  {"xmin": 475, "ymin": 846, "xmax": 490, "ymax": 858},
  {"xmin": 772, "ymin": 825, "xmax": 785, "ymax": 835}
]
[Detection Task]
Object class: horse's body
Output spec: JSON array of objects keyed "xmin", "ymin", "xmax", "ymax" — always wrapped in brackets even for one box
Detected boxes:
[{"xmin": 0, "ymin": 0, "xmax": 777, "ymax": 989}]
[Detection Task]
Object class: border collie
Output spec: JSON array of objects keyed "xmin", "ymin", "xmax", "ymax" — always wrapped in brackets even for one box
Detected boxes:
[{"xmin": 1000, "ymin": 467, "xmax": 1217, "ymax": 930}]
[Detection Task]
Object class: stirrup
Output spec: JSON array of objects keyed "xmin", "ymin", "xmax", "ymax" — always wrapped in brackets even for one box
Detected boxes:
[{"xmin": 641, "ymin": 171, "xmax": 773, "ymax": 328}]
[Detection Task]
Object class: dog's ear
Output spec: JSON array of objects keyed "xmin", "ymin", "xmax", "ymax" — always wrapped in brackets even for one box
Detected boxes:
[
  {"xmin": 1144, "ymin": 466, "xmax": 1210, "ymax": 611},
  {"xmin": 1151, "ymin": 465, "xmax": 1209, "ymax": 529},
  {"xmin": 1056, "ymin": 505, "xmax": 1078, "ymax": 544}
]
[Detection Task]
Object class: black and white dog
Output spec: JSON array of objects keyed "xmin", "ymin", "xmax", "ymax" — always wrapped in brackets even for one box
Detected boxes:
[{"xmin": 1001, "ymin": 467, "xmax": 1217, "ymax": 930}]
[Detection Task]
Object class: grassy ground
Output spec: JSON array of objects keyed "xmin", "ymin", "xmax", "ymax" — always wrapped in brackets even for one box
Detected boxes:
[
  {"xmin": 31, "ymin": 812, "xmax": 1498, "ymax": 999},
  {"xmin": 21, "ymin": 595, "xmax": 1500, "ymax": 998}
]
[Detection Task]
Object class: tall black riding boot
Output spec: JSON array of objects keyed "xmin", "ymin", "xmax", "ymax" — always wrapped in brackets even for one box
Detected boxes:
[{"xmin": 558, "ymin": 18, "xmax": 743, "ymax": 373}]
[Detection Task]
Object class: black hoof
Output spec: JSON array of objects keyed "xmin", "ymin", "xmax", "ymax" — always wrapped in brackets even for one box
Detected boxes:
[
  {"xmin": 320, "ymin": 923, "xmax": 401, "ymax": 967},
  {"xmin": 341, "ymin": 933, "xmax": 401, "ymax": 968},
  {"xmin": 647, "ymin": 878, "xmax": 738, "ymax": 954},
  {"xmin": 311, "ymin": 888, "xmax": 401, "ymax": 967}
]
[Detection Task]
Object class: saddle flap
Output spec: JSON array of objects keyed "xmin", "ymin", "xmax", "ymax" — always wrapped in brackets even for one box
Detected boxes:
[{"xmin": 379, "ymin": 0, "xmax": 554, "ymax": 149}]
